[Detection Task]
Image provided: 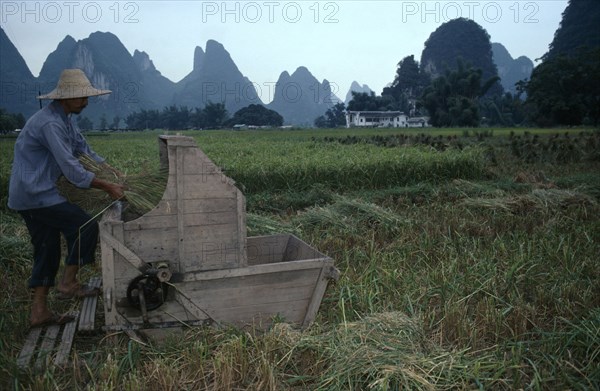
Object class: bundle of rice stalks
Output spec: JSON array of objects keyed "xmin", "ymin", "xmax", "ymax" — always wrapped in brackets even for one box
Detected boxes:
[
  {"xmin": 461, "ymin": 188, "xmax": 598, "ymax": 215},
  {"xmin": 294, "ymin": 204, "xmax": 353, "ymax": 238},
  {"xmin": 514, "ymin": 171, "xmax": 556, "ymax": 189},
  {"xmin": 447, "ymin": 179, "xmax": 507, "ymax": 198},
  {"xmin": 295, "ymin": 196, "xmax": 407, "ymax": 237},
  {"xmin": 332, "ymin": 197, "xmax": 406, "ymax": 234},
  {"xmin": 58, "ymin": 154, "xmax": 167, "ymax": 219},
  {"xmin": 299, "ymin": 312, "xmax": 503, "ymax": 390},
  {"xmin": 246, "ymin": 213, "xmax": 299, "ymax": 236}
]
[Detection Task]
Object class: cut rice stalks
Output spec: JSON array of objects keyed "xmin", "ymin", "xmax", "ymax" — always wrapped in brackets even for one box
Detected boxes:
[
  {"xmin": 461, "ymin": 188, "xmax": 598, "ymax": 215},
  {"xmin": 299, "ymin": 312, "xmax": 505, "ymax": 390},
  {"xmin": 58, "ymin": 154, "xmax": 168, "ymax": 220}
]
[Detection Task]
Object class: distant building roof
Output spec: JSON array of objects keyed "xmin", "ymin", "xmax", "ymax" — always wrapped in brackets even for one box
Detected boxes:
[{"xmin": 347, "ymin": 111, "xmax": 405, "ymax": 117}]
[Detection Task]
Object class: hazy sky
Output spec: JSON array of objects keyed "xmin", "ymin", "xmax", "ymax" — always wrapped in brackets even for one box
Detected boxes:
[{"xmin": 1, "ymin": 1, "xmax": 568, "ymax": 103}]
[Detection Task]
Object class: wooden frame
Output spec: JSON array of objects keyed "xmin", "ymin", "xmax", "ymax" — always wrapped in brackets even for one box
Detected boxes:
[{"xmin": 100, "ymin": 136, "xmax": 338, "ymax": 331}]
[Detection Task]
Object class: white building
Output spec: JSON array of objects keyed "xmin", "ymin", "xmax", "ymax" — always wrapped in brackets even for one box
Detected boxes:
[
  {"xmin": 346, "ymin": 111, "xmax": 408, "ymax": 128},
  {"xmin": 345, "ymin": 111, "xmax": 430, "ymax": 128},
  {"xmin": 406, "ymin": 117, "xmax": 430, "ymax": 128}
]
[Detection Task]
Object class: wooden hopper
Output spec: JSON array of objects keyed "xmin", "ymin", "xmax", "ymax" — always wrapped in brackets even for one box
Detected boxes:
[{"xmin": 99, "ymin": 135, "xmax": 339, "ymax": 331}]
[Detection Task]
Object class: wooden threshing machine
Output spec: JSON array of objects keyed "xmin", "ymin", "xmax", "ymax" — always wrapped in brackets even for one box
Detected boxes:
[{"xmin": 99, "ymin": 135, "xmax": 339, "ymax": 331}]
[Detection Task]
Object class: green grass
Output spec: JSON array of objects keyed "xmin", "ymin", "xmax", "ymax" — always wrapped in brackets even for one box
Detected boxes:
[{"xmin": 1, "ymin": 127, "xmax": 599, "ymax": 390}]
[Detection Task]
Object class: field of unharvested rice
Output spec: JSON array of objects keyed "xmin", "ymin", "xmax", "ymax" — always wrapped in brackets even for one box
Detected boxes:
[{"xmin": 1, "ymin": 127, "xmax": 598, "ymax": 390}]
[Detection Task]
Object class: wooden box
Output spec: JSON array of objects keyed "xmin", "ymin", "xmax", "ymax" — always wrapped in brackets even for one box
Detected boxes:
[{"xmin": 99, "ymin": 135, "xmax": 338, "ymax": 330}]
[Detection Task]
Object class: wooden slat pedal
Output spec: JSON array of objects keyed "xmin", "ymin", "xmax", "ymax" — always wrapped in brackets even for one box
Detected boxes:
[
  {"xmin": 55, "ymin": 313, "xmax": 79, "ymax": 366},
  {"xmin": 17, "ymin": 310, "xmax": 79, "ymax": 370},
  {"xmin": 78, "ymin": 276, "xmax": 102, "ymax": 332}
]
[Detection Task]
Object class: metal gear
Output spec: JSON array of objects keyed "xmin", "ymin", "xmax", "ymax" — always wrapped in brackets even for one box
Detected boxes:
[{"xmin": 126, "ymin": 273, "xmax": 168, "ymax": 311}]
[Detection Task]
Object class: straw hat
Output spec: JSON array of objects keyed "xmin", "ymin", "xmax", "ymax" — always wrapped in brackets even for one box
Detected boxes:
[{"xmin": 37, "ymin": 69, "xmax": 111, "ymax": 100}]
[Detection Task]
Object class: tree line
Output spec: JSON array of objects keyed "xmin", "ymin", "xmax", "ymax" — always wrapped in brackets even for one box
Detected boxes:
[
  {"xmin": 77, "ymin": 102, "xmax": 284, "ymax": 131},
  {"xmin": 340, "ymin": 55, "xmax": 524, "ymax": 128},
  {"xmin": 120, "ymin": 102, "xmax": 229, "ymax": 130},
  {"xmin": 525, "ymin": 47, "xmax": 599, "ymax": 127},
  {"xmin": 0, "ymin": 108, "xmax": 25, "ymax": 133},
  {"xmin": 342, "ymin": 49, "xmax": 598, "ymax": 128}
]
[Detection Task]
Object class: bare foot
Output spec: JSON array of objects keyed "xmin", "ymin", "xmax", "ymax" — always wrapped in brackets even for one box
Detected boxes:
[
  {"xmin": 56, "ymin": 283, "xmax": 101, "ymax": 300},
  {"xmin": 30, "ymin": 312, "xmax": 76, "ymax": 328},
  {"xmin": 56, "ymin": 281, "xmax": 81, "ymax": 296},
  {"xmin": 30, "ymin": 307, "xmax": 55, "ymax": 327},
  {"xmin": 30, "ymin": 285, "xmax": 52, "ymax": 326}
]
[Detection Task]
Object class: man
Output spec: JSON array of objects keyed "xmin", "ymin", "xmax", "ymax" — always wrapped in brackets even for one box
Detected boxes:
[{"xmin": 8, "ymin": 69, "xmax": 125, "ymax": 328}]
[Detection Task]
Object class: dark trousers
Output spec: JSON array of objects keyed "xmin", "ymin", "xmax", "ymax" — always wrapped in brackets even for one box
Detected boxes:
[{"xmin": 19, "ymin": 202, "xmax": 99, "ymax": 288}]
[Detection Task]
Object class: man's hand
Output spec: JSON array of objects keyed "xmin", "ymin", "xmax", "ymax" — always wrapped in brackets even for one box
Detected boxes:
[{"xmin": 91, "ymin": 178, "xmax": 125, "ymax": 200}]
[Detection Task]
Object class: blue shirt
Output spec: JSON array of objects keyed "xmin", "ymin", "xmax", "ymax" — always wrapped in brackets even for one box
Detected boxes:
[{"xmin": 8, "ymin": 101, "xmax": 104, "ymax": 211}]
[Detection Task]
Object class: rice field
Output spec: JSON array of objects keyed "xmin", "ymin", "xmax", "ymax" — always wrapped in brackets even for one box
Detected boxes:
[{"xmin": 0, "ymin": 127, "xmax": 599, "ymax": 390}]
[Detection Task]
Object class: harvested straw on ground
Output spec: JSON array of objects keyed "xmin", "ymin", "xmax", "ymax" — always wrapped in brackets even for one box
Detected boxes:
[
  {"xmin": 297, "ymin": 312, "xmax": 503, "ymax": 389},
  {"xmin": 57, "ymin": 154, "xmax": 167, "ymax": 219},
  {"xmin": 461, "ymin": 188, "xmax": 598, "ymax": 215}
]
